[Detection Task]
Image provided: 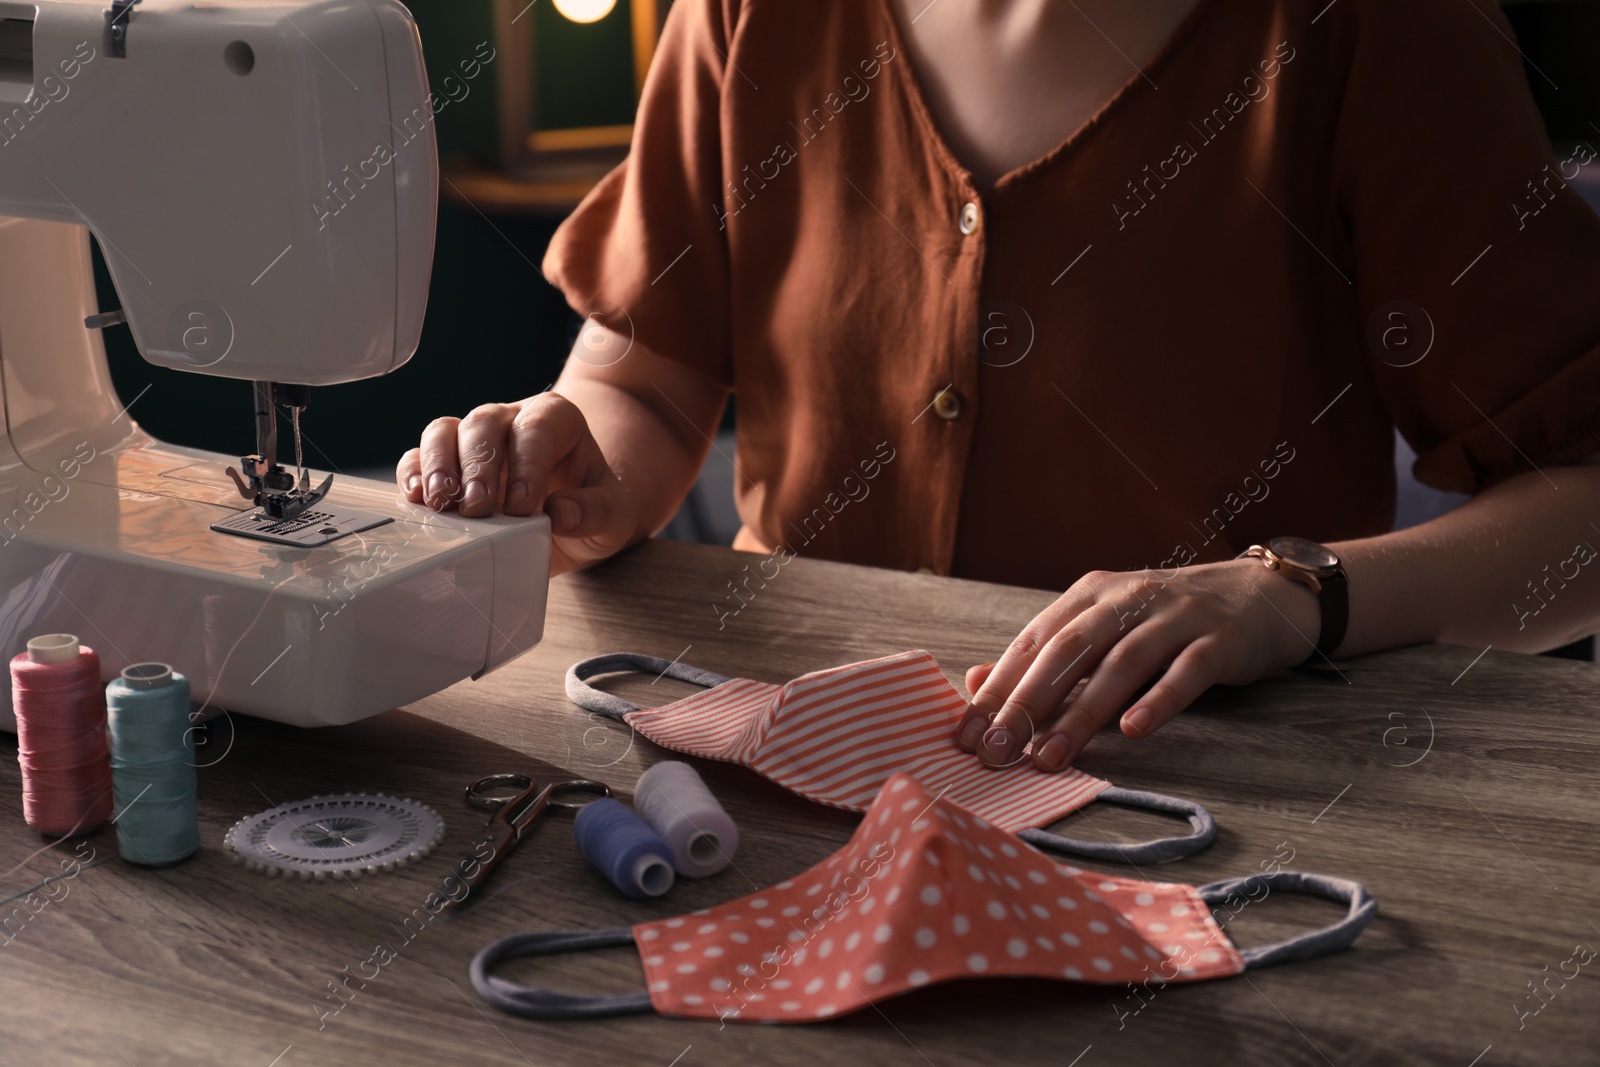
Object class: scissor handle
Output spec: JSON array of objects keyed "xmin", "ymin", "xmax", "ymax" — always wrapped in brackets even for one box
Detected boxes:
[
  {"xmin": 545, "ymin": 780, "xmax": 611, "ymax": 809},
  {"xmin": 466, "ymin": 776, "xmax": 611, "ymax": 813},
  {"xmin": 465, "ymin": 774, "xmax": 539, "ymax": 811},
  {"xmin": 431, "ymin": 777, "xmax": 615, "ymax": 912}
]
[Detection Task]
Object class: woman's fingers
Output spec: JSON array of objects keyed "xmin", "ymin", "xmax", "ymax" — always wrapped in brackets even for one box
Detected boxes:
[
  {"xmin": 505, "ymin": 394, "xmax": 592, "ymax": 517},
  {"xmin": 1118, "ymin": 637, "xmax": 1227, "ymax": 739},
  {"xmin": 970, "ymin": 600, "xmax": 1130, "ymax": 768},
  {"xmin": 957, "ymin": 578, "xmax": 1104, "ymax": 754},
  {"xmin": 956, "ymin": 560, "xmax": 1312, "ymax": 774},
  {"xmin": 418, "ymin": 416, "xmax": 463, "ymax": 511},
  {"xmin": 485, "ymin": 394, "xmax": 641, "ymax": 571},
  {"xmin": 454, "ymin": 403, "xmax": 518, "ymax": 517},
  {"xmin": 1030, "ymin": 619, "xmax": 1200, "ymax": 771},
  {"xmin": 545, "ymin": 484, "xmax": 639, "ymax": 564},
  {"xmin": 963, "ymin": 662, "xmax": 995, "ymax": 697},
  {"xmin": 954, "ymin": 663, "xmax": 996, "ymax": 750},
  {"xmin": 395, "ymin": 448, "xmax": 423, "ymax": 502},
  {"xmin": 404, "ymin": 394, "xmax": 603, "ymax": 519}
]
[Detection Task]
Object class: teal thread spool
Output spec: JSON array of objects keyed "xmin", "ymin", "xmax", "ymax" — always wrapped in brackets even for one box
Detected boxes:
[{"xmin": 106, "ymin": 663, "xmax": 199, "ymax": 866}]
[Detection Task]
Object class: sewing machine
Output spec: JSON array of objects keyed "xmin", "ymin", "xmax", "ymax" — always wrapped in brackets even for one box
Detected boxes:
[{"xmin": 0, "ymin": 0, "xmax": 550, "ymax": 730}]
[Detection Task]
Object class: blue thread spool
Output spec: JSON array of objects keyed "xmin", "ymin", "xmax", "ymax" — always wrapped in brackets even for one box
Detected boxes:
[
  {"xmin": 106, "ymin": 663, "xmax": 199, "ymax": 866},
  {"xmin": 572, "ymin": 798, "xmax": 675, "ymax": 899}
]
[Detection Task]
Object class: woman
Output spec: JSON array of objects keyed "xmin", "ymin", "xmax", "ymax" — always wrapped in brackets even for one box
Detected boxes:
[{"xmin": 398, "ymin": 0, "xmax": 1600, "ymax": 773}]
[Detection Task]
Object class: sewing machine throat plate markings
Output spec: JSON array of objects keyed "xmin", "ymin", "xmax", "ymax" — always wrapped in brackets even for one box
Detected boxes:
[{"xmin": 211, "ymin": 505, "xmax": 393, "ymax": 548}]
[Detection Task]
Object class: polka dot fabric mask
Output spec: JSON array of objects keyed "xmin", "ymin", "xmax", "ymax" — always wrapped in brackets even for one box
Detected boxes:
[
  {"xmin": 566, "ymin": 650, "xmax": 1217, "ymax": 864},
  {"xmin": 470, "ymin": 774, "xmax": 1378, "ymax": 1024}
]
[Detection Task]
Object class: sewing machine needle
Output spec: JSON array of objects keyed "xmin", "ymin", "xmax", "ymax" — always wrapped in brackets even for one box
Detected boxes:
[{"xmin": 291, "ymin": 406, "xmax": 308, "ymax": 493}]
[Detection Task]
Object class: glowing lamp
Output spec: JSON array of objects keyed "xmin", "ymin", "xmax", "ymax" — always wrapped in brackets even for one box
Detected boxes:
[{"xmin": 552, "ymin": 0, "xmax": 618, "ymax": 23}]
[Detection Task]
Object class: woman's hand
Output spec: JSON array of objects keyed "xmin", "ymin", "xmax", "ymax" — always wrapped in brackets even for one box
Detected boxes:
[
  {"xmin": 395, "ymin": 393, "xmax": 642, "ymax": 575},
  {"xmin": 954, "ymin": 558, "xmax": 1323, "ymax": 772}
]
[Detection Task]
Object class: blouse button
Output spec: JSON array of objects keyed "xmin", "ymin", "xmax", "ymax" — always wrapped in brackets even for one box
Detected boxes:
[
  {"xmin": 933, "ymin": 388, "xmax": 962, "ymax": 420},
  {"xmin": 958, "ymin": 201, "xmax": 980, "ymax": 236}
]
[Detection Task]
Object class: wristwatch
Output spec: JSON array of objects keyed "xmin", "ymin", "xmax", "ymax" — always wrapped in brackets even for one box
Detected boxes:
[{"xmin": 1238, "ymin": 536, "xmax": 1348, "ymax": 659}]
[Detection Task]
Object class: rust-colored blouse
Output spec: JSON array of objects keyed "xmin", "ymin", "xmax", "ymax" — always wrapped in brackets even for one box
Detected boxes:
[{"xmin": 544, "ymin": 0, "xmax": 1600, "ymax": 591}]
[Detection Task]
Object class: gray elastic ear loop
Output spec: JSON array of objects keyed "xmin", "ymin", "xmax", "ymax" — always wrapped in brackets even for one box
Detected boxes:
[
  {"xmin": 1019, "ymin": 785, "xmax": 1217, "ymax": 864},
  {"xmin": 1197, "ymin": 870, "xmax": 1378, "ymax": 969},
  {"xmin": 471, "ymin": 928, "xmax": 654, "ymax": 1020},
  {"xmin": 467, "ymin": 874, "xmax": 1378, "ymax": 1018},
  {"xmin": 566, "ymin": 653, "xmax": 734, "ymax": 722},
  {"xmin": 568, "ymin": 656, "xmax": 1215, "ymax": 865}
]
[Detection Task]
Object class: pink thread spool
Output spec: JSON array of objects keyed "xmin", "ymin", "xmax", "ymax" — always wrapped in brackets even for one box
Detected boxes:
[{"xmin": 11, "ymin": 634, "xmax": 114, "ymax": 836}]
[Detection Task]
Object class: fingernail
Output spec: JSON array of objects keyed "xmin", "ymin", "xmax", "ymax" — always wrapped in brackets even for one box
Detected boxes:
[
  {"xmin": 404, "ymin": 475, "xmax": 420, "ymax": 496},
  {"xmin": 461, "ymin": 481, "xmax": 488, "ymax": 511},
  {"xmin": 957, "ymin": 717, "xmax": 985, "ymax": 750},
  {"xmin": 979, "ymin": 726, "xmax": 1018, "ymax": 766},
  {"xmin": 505, "ymin": 481, "xmax": 529, "ymax": 508},
  {"xmin": 1036, "ymin": 734, "xmax": 1072, "ymax": 771},
  {"xmin": 425, "ymin": 472, "xmax": 448, "ymax": 508},
  {"xmin": 1124, "ymin": 705, "xmax": 1154, "ymax": 735},
  {"xmin": 550, "ymin": 497, "xmax": 580, "ymax": 532}
]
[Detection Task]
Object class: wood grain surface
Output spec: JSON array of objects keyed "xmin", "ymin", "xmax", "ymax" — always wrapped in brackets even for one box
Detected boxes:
[{"xmin": 1, "ymin": 538, "xmax": 1595, "ymax": 1067}]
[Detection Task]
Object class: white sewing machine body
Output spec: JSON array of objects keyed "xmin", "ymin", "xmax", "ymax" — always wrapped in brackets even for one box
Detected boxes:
[{"xmin": 0, "ymin": 1, "xmax": 550, "ymax": 730}]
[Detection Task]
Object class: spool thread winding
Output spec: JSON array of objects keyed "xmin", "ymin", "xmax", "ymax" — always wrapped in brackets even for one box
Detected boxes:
[
  {"xmin": 106, "ymin": 663, "xmax": 199, "ymax": 866},
  {"xmin": 572, "ymin": 798, "xmax": 675, "ymax": 900},
  {"xmin": 634, "ymin": 761, "xmax": 738, "ymax": 878},
  {"xmin": 11, "ymin": 638, "xmax": 114, "ymax": 836}
]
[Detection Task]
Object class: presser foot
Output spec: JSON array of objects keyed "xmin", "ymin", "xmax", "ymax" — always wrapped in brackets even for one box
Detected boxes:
[
  {"xmin": 219, "ymin": 452, "xmax": 392, "ymax": 546},
  {"xmin": 225, "ymin": 459, "xmax": 330, "ymax": 519}
]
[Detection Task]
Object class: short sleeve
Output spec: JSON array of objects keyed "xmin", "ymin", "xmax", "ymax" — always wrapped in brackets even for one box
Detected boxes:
[
  {"xmin": 541, "ymin": 0, "xmax": 738, "ymax": 387},
  {"xmin": 1333, "ymin": 0, "xmax": 1600, "ymax": 493}
]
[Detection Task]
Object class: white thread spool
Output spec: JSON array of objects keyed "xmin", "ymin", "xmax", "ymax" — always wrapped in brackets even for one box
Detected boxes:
[
  {"xmin": 634, "ymin": 761, "xmax": 738, "ymax": 878},
  {"xmin": 27, "ymin": 633, "xmax": 81, "ymax": 663}
]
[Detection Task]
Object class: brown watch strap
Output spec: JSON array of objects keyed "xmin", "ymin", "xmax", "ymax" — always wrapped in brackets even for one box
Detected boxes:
[
  {"xmin": 1237, "ymin": 543, "xmax": 1348, "ymax": 660},
  {"xmin": 1314, "ymin": 567, "xmax": 1348, "ymax": 660}
]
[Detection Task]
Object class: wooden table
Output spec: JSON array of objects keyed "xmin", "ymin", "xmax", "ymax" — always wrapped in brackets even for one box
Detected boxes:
[{"xmin": 2, "ymin": 539, "xmax": 1596, "ymax": 1066}]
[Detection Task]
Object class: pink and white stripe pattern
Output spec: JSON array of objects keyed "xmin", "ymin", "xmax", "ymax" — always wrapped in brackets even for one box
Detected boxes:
[{"xmin": 623, "ymin": 650, "xmax": 1109, "ymax": 832}]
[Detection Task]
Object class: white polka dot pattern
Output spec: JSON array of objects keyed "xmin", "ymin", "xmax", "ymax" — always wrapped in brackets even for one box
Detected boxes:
[
  {"xmin": 622, "ymin": 651, "xmax": 1110, "ymax": 832},
  {"xmin": 631, "ymin": 773, "xmax": 1241, "ymax": 1023}
]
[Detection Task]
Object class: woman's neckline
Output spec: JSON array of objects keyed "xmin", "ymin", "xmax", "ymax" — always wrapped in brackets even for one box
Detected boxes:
[{"xmin": 874, "ymin": 0, "xmax": 1222, "ymax": 194}]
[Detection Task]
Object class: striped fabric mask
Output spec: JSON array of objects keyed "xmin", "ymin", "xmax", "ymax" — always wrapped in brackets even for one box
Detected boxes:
[{"xmin": 566, "ymin": 650, "xmax": 1215, "ymax": 864}]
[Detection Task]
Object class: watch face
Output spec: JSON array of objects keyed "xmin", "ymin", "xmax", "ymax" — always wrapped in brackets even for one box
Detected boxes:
[{"xmin": 1269, "ymin": 536, "xmax": 1339, "ymax": 572}]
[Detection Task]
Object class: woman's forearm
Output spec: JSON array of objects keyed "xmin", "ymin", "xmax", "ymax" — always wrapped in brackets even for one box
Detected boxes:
[{"xmin": 1333, "ymin": 459, "xmax": 1600, "ymax": 657}]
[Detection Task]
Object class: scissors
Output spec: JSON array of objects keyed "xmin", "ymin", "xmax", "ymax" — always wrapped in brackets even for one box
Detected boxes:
[{"xmin": 431, "ymin": 774, "xmax": 610, "ymax": 910}]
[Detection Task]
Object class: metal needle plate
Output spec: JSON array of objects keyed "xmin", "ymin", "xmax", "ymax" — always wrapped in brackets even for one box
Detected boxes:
[{"xmin": 211, "ymin": 505, "xmax": 394, "ymax": 547}]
